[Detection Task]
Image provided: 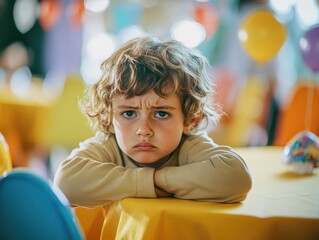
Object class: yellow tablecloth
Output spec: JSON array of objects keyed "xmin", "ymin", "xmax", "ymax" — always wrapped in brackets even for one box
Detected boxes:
[{"xmin": 97, "ymin": 147, "xmax": 319, "ymax": 240}]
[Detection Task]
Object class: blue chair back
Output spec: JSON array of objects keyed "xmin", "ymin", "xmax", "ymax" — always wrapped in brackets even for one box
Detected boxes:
[{"xmin": 0, "ymin": 171, "xmax": 83, "ymax": 240}]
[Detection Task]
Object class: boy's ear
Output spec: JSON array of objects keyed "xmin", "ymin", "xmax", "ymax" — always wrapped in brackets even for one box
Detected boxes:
[
  {"xmin": 183, "ymin": 124, "xmax": 192, "ymax": 134},
  {"xmin": 183, "ymin": 112, "xmax": 202, "ymax": 134},
  {"xmin": 193, "ymin": 112, "xmax": 203, "ymax": 126},
  {"xmin": 109, "ymin": 124, "xmax": 115, "ymax": 134}
]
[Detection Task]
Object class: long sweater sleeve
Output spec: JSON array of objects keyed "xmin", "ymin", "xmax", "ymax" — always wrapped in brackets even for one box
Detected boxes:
[
  {"xmin": 154, "ymin": 134, "xmax": 252, "ymax": 203},
  {"xmin": 53, "ymin": 134, "xmax": 156, "ymax": 207},
  {"xmin": 54, "ymin": 132, "xmax": 252, "ymax": 207}
]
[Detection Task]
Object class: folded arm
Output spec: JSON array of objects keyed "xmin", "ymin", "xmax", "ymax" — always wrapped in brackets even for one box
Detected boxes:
[
  {"xmin": 154, "ymin": 139, "xmax": 252, "ymax": 203},
  {"xmin": 53, "ymin": 136, "xmax": 156, "ymax": 207}
]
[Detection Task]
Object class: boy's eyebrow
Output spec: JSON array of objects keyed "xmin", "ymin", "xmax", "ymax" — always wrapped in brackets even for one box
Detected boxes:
[
  {"xmin": 116, "ymin": 105, "xmax": 176, "ymax": 110},
  {"xmin": 152, "ymin": 106, "xmax": 176, "ymax": 110},
  {"xmin": 116, "ymin": 105, "xmax": 139, "ymax": 109}
]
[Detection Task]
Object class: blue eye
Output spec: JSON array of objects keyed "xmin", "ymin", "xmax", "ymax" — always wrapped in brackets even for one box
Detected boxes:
[
  {"xmin": 121, "ymin": 111, "xmax": 136, "ymax": 119},
  {"xmin": 155, "ymin": 111, "xmax": 170, "ymax": 119}
]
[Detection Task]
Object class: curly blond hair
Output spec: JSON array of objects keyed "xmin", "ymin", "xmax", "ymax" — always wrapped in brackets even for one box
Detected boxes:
[{"xmin": 81, "ymin": 37, "xmax": 220, "ymax": 135}]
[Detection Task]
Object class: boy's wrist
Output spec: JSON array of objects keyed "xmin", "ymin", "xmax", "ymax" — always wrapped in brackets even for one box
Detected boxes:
[
  {"xmin": 154, "ymin": 169, "xmax": 173, "ymax": 197},
  {"xmin": 155, "ymin": 186, "xmax": 173, "ymax": 197}
]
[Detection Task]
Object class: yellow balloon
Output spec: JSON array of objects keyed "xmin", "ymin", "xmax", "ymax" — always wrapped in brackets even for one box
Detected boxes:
[
  {"xmin": 0, "ymin": 133, "xmax": 12, "ymax": 175},
  {"xmin": 238, "ymin": 9, "xmax": 286, "ymax": 64}
]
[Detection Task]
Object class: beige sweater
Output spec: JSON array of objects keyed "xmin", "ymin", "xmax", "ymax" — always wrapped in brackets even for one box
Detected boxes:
[{"xmin": 54, "ymin": 132, "xmax": 252, "ymax": 207}]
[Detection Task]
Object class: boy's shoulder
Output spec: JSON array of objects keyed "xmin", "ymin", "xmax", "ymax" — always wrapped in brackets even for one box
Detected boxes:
[
  {"xmin": 182, "ymin": 131, "xmax": 214, "ymax": 145},
  {"xmin": 80, "ymin": 132, "xmax": 118, "ymax": 151},
  {"xmin": 177, "ymin": 132, "xmax": 218, "ymax": 164},
  {"xmin": 179, "ymin": 131, "xmax": 216, "ymax": 155},
  {"xmin": 76, "ymin": 132, "xmax": 123, "ymax": 164}
]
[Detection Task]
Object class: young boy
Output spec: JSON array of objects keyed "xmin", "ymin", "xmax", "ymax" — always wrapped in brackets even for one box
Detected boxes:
[{"xmin": 54, "ymin": 37, "xmax": 252, "ymax": 207}]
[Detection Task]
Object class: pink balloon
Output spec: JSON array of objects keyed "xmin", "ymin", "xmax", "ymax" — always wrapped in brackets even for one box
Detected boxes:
[{"xmin": 299, "ymin": 25, "xmax": 319, "ymax": 72}]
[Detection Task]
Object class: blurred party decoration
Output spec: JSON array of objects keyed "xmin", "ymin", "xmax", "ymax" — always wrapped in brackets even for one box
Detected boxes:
[
  {"xmin": 47, "ymin": 75, "xmax": 93, "ymax": 149},
  {"xmin": 282, "ymin": 24, "xmax": 319, "ymax": 174},
  {"xmin": 0, "ymin": 133, "xmax": 12, "ymax": 175},
  {"xmin": 269, "ymin": 0, "xmax": 295, "ymax": 16},
  {"xmin": 110, "ymin": 3, "xmax": 142, "ymax": 32},
  {"xmin": 0, "ymin": 91, "xmax": 52, "ymax": 167},
  {"xmin": 68, "ymin": 0, "xmax": 85, "ymax": 30},
  {"xmin": 118, "ymin": 25, "xmax": 148, "ymax": 45},
  {"xmin": 274, "ymin": 82, "xmax": 319, "ymax": 146},
  {"xmin": 10, "ymin": 67, "xmax": 32, "ymax": 99},
  {"xmin": 211, "ymin": 67, "xmax": 236, "ymax": 119},
  {"xmin": 84, "ymin": 0, "xmax": 110, "ymax": 13},
  {"xmin": 217, "ymin": 75, "xmax": 269, "ymax": 147},
  {"xmin": 238, "ymin": 9, "xmax": 286, "ymax": 64},
  {"xmin": 299, "ymin": 25, "xmax": 319, "ymax": 72},
  {"xmin": 43, "ymin": 70, "xmax": 66, "ymax": 100},
  {"xmin": 0, "ymin": 43, "xmax": 29, "ymax": 74},
  {"xmin": 13, "ymin": 0, "xmax": 38, "ymax": 34},
  {"xmin": 39, "ymin": 0, "xmax": 62, "ymax": 31},
  {"xmin": 194, "ymin": 3, "xmax": 219, "ymax": 39},
  {"xmin": 171, "ymin": 19, "xmax": 206, "ymax": 48},
  {"xmin": 283, "ymin": 131, "xmax": 319, "ymax": 174},
  {"xmin": 295, "ymin": 0, "xmax": 319, "ymax": 27},
  {"xmin": 87, "ymin": 33, "xmax": 116, "ymax": 61}
]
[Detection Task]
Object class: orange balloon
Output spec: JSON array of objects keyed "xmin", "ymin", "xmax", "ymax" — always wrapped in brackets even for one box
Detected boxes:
[{"xmin": 238, "ymin": 9, "xmax": 286, "ymax": 64}]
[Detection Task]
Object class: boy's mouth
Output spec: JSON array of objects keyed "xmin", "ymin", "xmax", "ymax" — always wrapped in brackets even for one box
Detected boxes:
[{"xmin": 134, "ymin": 142, "xmax": 156, "ymax": 151}]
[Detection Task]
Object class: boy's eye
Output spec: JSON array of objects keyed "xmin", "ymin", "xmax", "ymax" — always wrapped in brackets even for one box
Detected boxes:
[
  {"xmin": 121, "ymin": 111, "xmax": 136, "ymax": 118},
  {"xmin": 155, "ymin": 111, "xmax": 170, "ymax": 119}
]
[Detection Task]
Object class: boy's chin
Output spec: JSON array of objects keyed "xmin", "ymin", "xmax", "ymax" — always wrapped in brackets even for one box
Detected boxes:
[
  {"xmin": 130, "ymin": 157, "xmax": 159, "ymax": 166},
  {"xmin": 129, "ymin": 155, "xmax": 169, "ymax": 168}
]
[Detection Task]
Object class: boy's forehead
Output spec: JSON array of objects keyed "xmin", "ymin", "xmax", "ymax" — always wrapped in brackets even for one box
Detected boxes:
[{"xmin": 112, "ymin": 91, "xmax": 179, "ymax": 107}]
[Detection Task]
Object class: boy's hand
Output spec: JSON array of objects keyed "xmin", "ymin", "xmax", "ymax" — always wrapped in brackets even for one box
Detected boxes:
[
  {"xmin": 154, "ymin": 169, "xmax": 173, "ymax": 197},
  {"xmin": 155, "ymin": 187, "xmax": 174, "ymax": 197}
]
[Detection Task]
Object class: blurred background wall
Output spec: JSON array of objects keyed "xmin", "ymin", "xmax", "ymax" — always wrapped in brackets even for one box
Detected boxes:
[{"xmin": 0, "ymin": 0, "xmax": 318, "ymax": 178}]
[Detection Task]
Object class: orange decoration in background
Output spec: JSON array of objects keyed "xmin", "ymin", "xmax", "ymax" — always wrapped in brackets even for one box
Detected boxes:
[
  {"xmin": 194, "ymin": 3, "xmax": 219, "ymax": 39},
  {"xmin": 68, "ymin": 0, "xmax": 85, "ymax": 30},
  {"xmin": 274, "ymin": 82, "xmax": 319, "ymax": 146},
  {"xmin": 39, "ymin": 0, "xmax": 62, "ymax": 31}
]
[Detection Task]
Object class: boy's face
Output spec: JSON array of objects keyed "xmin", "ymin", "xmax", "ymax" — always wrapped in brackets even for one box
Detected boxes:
[{"xmin": 111, "ymin": 91, "xmax": 191, "ymax": 165}]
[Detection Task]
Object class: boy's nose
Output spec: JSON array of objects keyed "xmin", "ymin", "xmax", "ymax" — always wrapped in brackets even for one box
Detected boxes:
[{"xmin": 136, "ymin": 120, "xmax": 153, "ymax": 137}]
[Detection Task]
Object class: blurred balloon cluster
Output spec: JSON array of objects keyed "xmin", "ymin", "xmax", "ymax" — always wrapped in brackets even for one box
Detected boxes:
[
  {"xmin": 238, "ymin": 8, "xmax": 318, "ymax": 68},
  {"xmin": 237, "ymin": 8, "xmax": 319, "ymax": 173},
  {"xmin": 282, "ymin": 24, "xmax": 319, "ymax": 174},
  {"xmin": 238, "ymin": 8, "xmax": 319, "ymax": 73}
]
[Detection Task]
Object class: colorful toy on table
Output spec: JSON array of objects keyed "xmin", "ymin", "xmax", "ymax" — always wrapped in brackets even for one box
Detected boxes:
[{"xmin": 283, "ymin": 131, "xmax": 319, "ymax": 174}]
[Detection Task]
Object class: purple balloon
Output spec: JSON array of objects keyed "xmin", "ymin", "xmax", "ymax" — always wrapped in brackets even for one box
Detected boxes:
[{"xmin": 299, "ymin": 25, "xmax": 319, "ymax": 72}]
